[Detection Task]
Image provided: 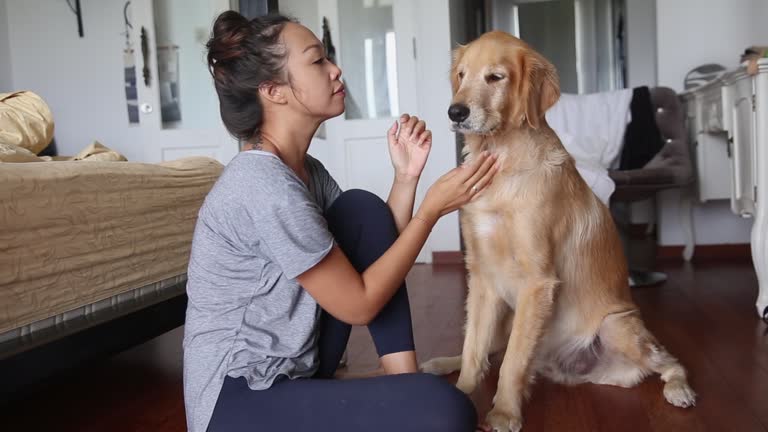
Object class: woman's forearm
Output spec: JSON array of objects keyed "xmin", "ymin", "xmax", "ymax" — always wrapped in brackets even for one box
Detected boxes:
[
  {"xmin": 301, "ymin": 202, "xmax": 437, "ymax": 326},
  {"xmin": 386, "ymin": 175, "xmax": 419, "ymax": 232},
  {"xmin": 358, "ymin": 204, "xmax": 437, "ymax": 320}
]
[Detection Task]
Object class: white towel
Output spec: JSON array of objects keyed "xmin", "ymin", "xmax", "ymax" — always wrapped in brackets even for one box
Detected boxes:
[{"xmin": 545, "ymin": 88, "xmax": 634, "ymax": 205}]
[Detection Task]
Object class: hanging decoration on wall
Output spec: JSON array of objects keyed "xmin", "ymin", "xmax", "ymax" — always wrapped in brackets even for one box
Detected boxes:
[
  {"xmin": 65, "ymin": 0, "xmax": 84, "ymax": 37},
  {"xmin": 141, "ymin": 26, "xmax": 151, "ymax": 87},
  {"xmin": 122, "ymin": 1, "xmax": 139, "ymax": 124}
]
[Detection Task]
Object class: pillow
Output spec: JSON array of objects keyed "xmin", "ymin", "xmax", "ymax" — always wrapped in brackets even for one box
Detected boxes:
[
  {"xmin": 72, "ymin": 141, "xmax": 128, "ymax": 162},
  {"xmin": 0, "ymin": 91, "xmax": 55, "ymax": 154},
  {"xmin": 0, "ymin": 143, "xmax": 45, "ymax": 162}
]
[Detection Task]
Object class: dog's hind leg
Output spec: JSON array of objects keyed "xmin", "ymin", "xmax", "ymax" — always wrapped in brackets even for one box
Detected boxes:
[{"xmin": 597, "ymin": 311, "xmax": 696, "ymax": 408}]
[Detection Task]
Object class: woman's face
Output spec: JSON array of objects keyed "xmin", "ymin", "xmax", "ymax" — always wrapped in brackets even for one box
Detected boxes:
[{"xmin": 280, "ymin": 23, "xmax": 346, "ymax": 120}]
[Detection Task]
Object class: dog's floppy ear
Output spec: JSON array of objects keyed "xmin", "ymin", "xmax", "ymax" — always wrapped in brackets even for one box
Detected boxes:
[
  {"xmin": 450, "ymin": 44, "xmax": 467, "ymax": 95},
  {"xmin": 521, "ymin": 52, "xmax": 560, "ymax": 129}
]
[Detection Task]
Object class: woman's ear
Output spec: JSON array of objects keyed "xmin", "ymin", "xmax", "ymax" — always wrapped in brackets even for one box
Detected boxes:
[
  {"xmin": 258, "ymin": 82, "xmax": 288, "ymax": 105},
  {"xmin": 523, "ymin": 53, "xmax": 560, "ymax": 129}
]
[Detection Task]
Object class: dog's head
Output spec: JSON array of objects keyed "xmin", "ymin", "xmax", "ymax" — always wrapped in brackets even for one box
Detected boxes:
[{"xmin": 448, "ymin": 31, "xmax": 560, "ymax": 135}]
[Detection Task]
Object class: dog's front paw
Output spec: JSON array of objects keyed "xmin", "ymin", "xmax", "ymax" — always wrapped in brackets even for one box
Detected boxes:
[
  {"xmin": 485, "ymin": 408, "xmax": 523, "ymax": 432},
  {"xmin": 419, "ymin": 355, "xmax": 462, "ymax": 376},
  {"xmin": 663, "ymin": 380, "xmax": 697, "ymax": 408}
]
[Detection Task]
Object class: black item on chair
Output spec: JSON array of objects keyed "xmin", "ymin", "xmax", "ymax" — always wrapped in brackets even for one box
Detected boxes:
[
  {"xmin": 609, "ymin": 87, "xmax": 695, "ymax": 287},
  {"xmin": 620, "ymin": 87, "xmax": 663, "ymax": 171}
]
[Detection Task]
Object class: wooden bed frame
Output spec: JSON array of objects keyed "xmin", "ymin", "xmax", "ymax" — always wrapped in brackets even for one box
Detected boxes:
[{"xmin": 0, "ymin": 285, "xmax": 187, "ymax": 403}]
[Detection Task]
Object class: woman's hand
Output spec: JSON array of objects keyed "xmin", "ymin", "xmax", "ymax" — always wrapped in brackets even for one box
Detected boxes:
[
  {"xmin": 387, "ymin": 114, "xmax": 432, "ymax": 181},
  {"xmin": 416, "ymin": 151, "xmax": 498, "ymax": 223}
]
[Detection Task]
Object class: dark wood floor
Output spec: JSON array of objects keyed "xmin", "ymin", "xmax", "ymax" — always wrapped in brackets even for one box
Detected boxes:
[{"xmin": 2, "ymin": 259, "xmax": 767, "ymax": 431}]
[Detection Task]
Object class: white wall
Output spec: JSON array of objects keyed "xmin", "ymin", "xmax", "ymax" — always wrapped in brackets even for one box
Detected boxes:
[
  {"xmin": 652, "ymin": 0, "xmax": 761, "ymax": 246},
  {"xmin": 755, "ymin": 0, "xmax": 768, "ymax": 43},
  {"xmin": 656, "ymin": 0, "xmax": 756, "ymax": 92},
  {"xmin": 0, "ymin": 0, "xmax": 14, "ymax": 92},
  {"xmin": 6, "ymin": 0, "xmax": 146, "ymax": 160}
]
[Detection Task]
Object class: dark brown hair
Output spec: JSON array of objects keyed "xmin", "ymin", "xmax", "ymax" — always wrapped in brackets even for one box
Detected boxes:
[{"xmin": 207, "ymin": 11, "xmax": 296, "ymax": 141}]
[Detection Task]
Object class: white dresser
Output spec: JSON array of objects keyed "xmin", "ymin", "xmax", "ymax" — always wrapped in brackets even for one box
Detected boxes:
[{"xmin": 682, "ymin": 59, "xmax": 768, "ymax": 318}]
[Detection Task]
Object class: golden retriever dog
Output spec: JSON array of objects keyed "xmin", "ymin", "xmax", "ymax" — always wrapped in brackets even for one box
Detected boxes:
[{"xmin": 420, "ymin": 31, "xmax": 696, "ymax": 432}]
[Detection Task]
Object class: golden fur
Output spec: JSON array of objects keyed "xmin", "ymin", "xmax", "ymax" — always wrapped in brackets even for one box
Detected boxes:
[{"xmin": 420, "ymin": 31, "xmax": 695, "ymax": 432}]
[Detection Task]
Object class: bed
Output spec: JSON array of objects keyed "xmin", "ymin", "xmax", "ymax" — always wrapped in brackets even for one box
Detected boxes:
[{"xmin": 0, "ymin": 156, "xmax": 222, "ymax": 400}]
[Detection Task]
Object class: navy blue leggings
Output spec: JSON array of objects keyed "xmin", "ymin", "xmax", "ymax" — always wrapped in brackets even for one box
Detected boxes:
[{"xmin": 207, "ymin": 190, "xmax": 476, "ymax": 432}]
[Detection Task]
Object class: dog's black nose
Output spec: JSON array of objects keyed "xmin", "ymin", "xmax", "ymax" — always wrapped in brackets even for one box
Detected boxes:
[{"xmin": 448, "ymin": 104, "xmax": 470, "ymax": 123}]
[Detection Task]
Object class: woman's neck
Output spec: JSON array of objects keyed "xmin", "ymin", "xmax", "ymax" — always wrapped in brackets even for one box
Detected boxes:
[{"xmin": 254, "ymin": 115, "xmax": 320, "ymax": 185}]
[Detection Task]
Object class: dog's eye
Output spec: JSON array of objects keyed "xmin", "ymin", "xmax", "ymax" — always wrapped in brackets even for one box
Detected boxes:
[
  {"xmin": 486, "ymin": 73, "xmax": 505, "ymax": 83},
  {"xmin": 458, "ymin": 71, "xmax": 465, "ymax": 80}
]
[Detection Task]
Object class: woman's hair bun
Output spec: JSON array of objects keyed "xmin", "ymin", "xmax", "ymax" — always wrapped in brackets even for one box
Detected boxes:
[
  {"xmin": 208, "ymin": 10, "xmax": 252, "ymax": 66},
  {"xmin": 206, "ymin": 11, "xmax": 296, "ymax": 141}
]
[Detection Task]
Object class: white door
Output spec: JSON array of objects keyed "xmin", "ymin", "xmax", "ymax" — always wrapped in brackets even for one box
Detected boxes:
[
  {"xmin": 315, "ymin": 0, "xmax": 419, "ymax": 197},
  {"xmin": 131, "ymin": 0, "xmax": 239, "ymax": 164},
  {"xmin": 314, "ymin": 0, "xmax": 429, "ymax": 261}
]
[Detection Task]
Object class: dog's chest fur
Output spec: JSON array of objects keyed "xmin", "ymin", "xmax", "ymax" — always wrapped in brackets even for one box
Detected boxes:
[
  {"xmin": 462, "ymin": 157, "xmax": 546, "ymax": 240},
  {"xmin": 461, "ymin": 168, "xmax": 544, "ymax": 307},
  {"xmin": 459, "ymin": 138, "xmax": 570, "ymax": 308}
]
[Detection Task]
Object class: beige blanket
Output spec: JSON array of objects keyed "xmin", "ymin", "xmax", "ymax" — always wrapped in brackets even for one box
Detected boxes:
[{"xmin": 0, "ymin": 156, "xmax": 223, "ymax": 333}]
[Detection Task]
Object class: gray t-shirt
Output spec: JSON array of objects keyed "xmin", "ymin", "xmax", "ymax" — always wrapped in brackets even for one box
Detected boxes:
[{"xmin": 183, "ymin": 150, "xmax": 342, "ymax": 432}]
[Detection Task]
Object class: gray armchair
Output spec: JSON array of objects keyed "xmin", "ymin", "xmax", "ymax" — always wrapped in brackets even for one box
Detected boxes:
[{"xmin": 609, "ymin": 87, "xmax": 695, "ymax": 286}]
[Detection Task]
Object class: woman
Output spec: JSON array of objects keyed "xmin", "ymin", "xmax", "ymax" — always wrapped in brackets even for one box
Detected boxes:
[{"xmin": 184, "ymin": 11, "xmax": 498, "ymax": 432}]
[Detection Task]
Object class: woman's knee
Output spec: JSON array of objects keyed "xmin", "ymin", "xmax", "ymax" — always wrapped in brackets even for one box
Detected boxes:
[
  {"xmin": 331, "ymin": 189, "xmax": 389, "ymax": 216},
  {"xmin": 326, "ymin": 189, "xmax": 396, "ymax": 236}
]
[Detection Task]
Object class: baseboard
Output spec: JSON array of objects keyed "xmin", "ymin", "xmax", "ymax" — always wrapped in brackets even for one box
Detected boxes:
[
  {"xmin": 657, "ymin": 243, "xmax": 752, "ymax": 261},
  {"xmin": 432, "ymin": 251, "xmax": 464, "ymax": 264}
]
